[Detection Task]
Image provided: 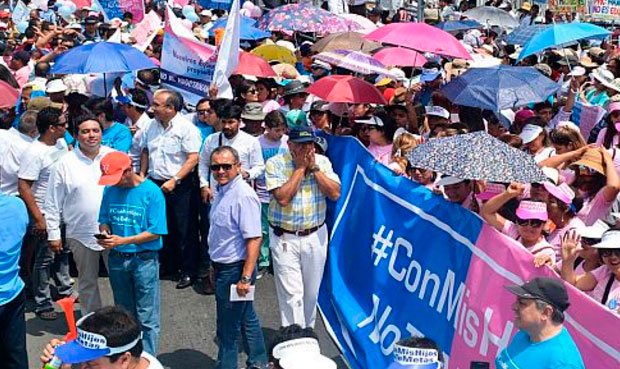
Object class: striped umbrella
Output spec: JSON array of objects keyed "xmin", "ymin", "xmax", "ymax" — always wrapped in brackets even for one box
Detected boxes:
[{"xmin": 313, "ymin": 49, "xmax": 394, "ymax": 76}]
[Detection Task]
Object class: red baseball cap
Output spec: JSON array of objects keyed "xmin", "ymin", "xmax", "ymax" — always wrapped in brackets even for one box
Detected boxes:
[{"xmin": 99, "ymin": 152, "xmax": 131, "ymax": 186}]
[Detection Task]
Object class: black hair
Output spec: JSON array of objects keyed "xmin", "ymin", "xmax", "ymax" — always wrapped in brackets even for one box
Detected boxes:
[
  {"xmin": 79, "ymin": 306, "xmax": 143, "ymax": 363},
  {"xmin": 128, "ymin": 88, "xmax": 149, "ymax": 113},
  {"xmin": 373, "ymin": 109, "xmax": 398, "ymax": 144},
  {"xmin": 265, "ymin": 110, "xmax": 286, "ymax": 129},
  {"xmin": 74, "ymin": 113, "xmax": 102, "ymax": 131},
  {"xmin": 269, "ymin": 325, "xmax": 319, "ymax": 368},
  {"xmin": 533, "ymin": 101, "xmax": 553, "ymax": 113},
  {"xmin": 83, "ymin": 97, "xmax": 114, "ymax": 122},
  {"xmin": 0, "ymin": 64, "xmax": 19, "ymax": 89},
  {"xmin": 396, "ymin": 336, "xmax": 444, "ymax": 364},
  {"xmin": 34, "ymin": 61, "xmax": 50, "ymax": 78},
  {"xmin": 36, "ymin": 107, "xmax": 62, "ymax": 134},
  {"xmin": 217, "ymin": 103, "xmax": 243, "ymax": 121}
]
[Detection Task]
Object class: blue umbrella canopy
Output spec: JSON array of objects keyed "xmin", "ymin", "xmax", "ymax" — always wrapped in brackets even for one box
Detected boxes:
[
  {"xmin": 51, "ymin": 42, "xmax": 156, "ymax": 74},
  {"xmin": 439, "ymin": 65, "xmax": 560, "ymax": 111},
  {"xmin": 208, "ymin": 16, "xmax": 271, "ymax": 40},
  {"xmin": 406, "ymin": 131, "xmax": 547, "ymax": 183},
  {"xmin": 505, "ymin": 24, "xmax": 551, "ymax": 45},
  {"xmin": 518, "ymin": 22, "xmax": 610, "ymax": 61},
  {"xmin": 435, "ymin": 19, "xmax": 482, "ymax": 33}
]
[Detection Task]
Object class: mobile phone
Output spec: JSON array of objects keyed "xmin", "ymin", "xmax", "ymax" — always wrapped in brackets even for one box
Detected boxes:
[
  {"xmin": 94, "ymin": 233, "xmax": 108, "ymax": 240},
  {"xmin": 470, "ymin": 361, "xmax": 490, "ymax": 369}
]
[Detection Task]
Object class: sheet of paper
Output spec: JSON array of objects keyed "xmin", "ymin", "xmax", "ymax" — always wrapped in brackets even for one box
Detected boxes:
[{"xmin": 230, "ymin": 284, "xmax": 255, "ymax": 302}]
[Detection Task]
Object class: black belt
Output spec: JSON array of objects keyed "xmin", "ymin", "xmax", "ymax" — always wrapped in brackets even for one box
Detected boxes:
[
  {"xmin": 109, "ymin": 249, "xmax": 157, "ymax": 258},
  {"xmin": 270, "ymin": 223, "xmax": 324, "ymax": 237}
]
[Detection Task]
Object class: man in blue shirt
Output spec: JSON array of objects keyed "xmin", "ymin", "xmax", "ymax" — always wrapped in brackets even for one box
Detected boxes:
[
  {"xmin": 97, "ymin": 151, "xmax": 167, "ymax": 356},
  {"xmin": 0, "ymin": 193, "xmax": 29, "ymax": 369},
  {"xmin": 208, "ymin": 146, "xmax": 267, "ymax": 369},
  {"xmin": 85, "ymin": 97, "xmax": 132, "ymax": 152},
  {"xmin": 496, "ymin": 277, "xmax": 585, "ymax": 369}
]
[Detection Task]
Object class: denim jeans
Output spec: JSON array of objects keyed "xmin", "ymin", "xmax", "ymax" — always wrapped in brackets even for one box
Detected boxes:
[
  {"xmin": 108, "ymin": 250, "xmax": 161, "ymax": 356},
  {"xmin": 0, "ymin": 290, "xmax": 27, "ymax": 369},
  {"xmin": 213, "ymin": 261, "xmax": 267, "ymax": 369},
  {"xmin": 31, "ymin": 229, "xmax": 72, "ymax": 313}
]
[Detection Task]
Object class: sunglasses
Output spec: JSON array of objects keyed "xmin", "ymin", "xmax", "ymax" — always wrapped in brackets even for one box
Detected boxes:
[
  {"xmin": 210, "ymin": 163, "xmax": 235, "ymax": 171},
  {"xmin": 411, "ymin": 167, "xmax": 429, "ymax": 174},
  {"xmin": 600, "ymin": 249, "xmax": 620, "ymax": 258},
  {"xmin": 515, "ymin": 218, "xmax": 545, "ymax": 227},
  {"xmin": 360, "ymin": 125, "xmax": 378, "ymax": 132}
]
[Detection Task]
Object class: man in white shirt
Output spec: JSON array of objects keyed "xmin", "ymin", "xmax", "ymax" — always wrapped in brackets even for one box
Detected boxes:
[
  {"xmin": 18, "ymin": 108, "xmax": 72, "ymax": 320},
  {"xmin": 139, "ymin": 89, "xmax": 202, "ymax": 289},
  {"xmin": 0, "ymin": 111, "xmax": 38, "ymax": 195},
  {"xmin": 118, "ymin": 89, "xmax": 151, "ymax": 172},
  {"xmin": 199, "ymin": 102, "xmax": 264, "ymax": 203},
  {"xmin": 44, "ymin": 115, "xmax": 115, "ymax": 315}
]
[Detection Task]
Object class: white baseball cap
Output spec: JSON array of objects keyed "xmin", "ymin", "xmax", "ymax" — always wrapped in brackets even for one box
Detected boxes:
[
  {"xmin": 519, "ymin": 124, "xmax": 544, "ymax": 144},
  {"xmin": 425, "ymin": 105, "xmax": 450, "ymax": 120}
]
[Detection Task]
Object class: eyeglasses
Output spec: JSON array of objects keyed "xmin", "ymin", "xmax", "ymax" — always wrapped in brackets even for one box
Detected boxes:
[
  {"xmin": 515, "ymin": 218, "xmax": 545, "ymax": 227},
  {"xmin": 600, "ymin": 249, "xmax": 620, "ymax": 258},
  {"xmin": 210, "ymin": 163, "xmax": 235, "ymax": 171}
]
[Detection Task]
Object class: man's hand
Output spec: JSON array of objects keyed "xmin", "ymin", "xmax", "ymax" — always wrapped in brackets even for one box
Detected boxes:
[
  {"xmin": 236, "ymin": 280, "xmax": 251, "ymax": 297},
  {"xmin": 33, "ymin": 217, "xmax": 47, "ymax": 238},
  {"xmin": 291, "ymin": 145, "xmax": 309, "ymax": 169},
  {"xmin": 241, "ymin": 170, "xmax": 250, "ymax": 180},
  {"xmin": 201, "ymin": 186, "xmax": 213, "ymax": 203},
  {"xmin": 40, "ymin": 338, "xmax": 68, "ymax": 368},
  {"xmin": 97, "ymin": 234, "xmax": 127, "ymax": 249},
  {"xmin": 49, "ymin": 240, "xmax": 62, "ymax": 254},
  {"xmin": 160, "ymin": 179, "xmax": 176, "ymax": 193}
]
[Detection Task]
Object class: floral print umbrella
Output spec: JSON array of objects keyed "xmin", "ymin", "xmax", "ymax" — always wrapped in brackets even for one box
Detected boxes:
[{"xmin": 258, "ymin": 3, "xmax": 361, "ymax": 34}]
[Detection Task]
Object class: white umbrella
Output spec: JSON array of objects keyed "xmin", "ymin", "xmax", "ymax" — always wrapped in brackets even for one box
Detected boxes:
[
  {"xmin": 464, "ymin": 6, "xmax": 519, "ymax": 28},
  {"xmin": 341, "ymin": 13, "xmax": 378, "ymax": 34}
]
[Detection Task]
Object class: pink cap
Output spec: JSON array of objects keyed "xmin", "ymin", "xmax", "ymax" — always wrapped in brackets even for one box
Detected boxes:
[
  {"xmin": 516, "ymin": 200, "xmax": 548, "ymax": 221},
  {"xmin": 543, "ymin": 182, "xmax": 575, "ymax": 205},
  {"xmin": 515, "ymin": 109, "xmax": 535, "ymax": 123},
  {"xmin": 476, "ymin": 183, "xmax": 506, "ymax": 201},
  {"xmin": 608, "ymin": 101, "xmax": 620, "ymax": 114}
]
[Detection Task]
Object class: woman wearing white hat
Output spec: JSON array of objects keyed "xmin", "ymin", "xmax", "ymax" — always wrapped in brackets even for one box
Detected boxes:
[
  {"xmin": 561, "ymin": 229, "xmax": 620, "ymax": 312},
  {"xmin": 581, "ymin": 68, "xmax": 615, "ymax": 108}
]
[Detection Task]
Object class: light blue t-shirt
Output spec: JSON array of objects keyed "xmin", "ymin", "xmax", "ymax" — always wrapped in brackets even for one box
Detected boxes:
[
  {"xmin": 496, "ymin": 328, "xmax": 585, "ymax": 369},
  {"xmin": 0, "ymin": 194, "xmax": 28, "ymax": 305},
  {"xmin": 98, "ymin": 179, "xmax": 167, "ymax": 253},
  {"xmin": 102, "ymin": 122, "xmax": 132, "ymax": 153}
]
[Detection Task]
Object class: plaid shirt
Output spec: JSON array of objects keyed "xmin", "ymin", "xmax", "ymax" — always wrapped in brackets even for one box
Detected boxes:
[{"xmin": 266, "ymin": 153, "xmax": 340, "ymax": 231}]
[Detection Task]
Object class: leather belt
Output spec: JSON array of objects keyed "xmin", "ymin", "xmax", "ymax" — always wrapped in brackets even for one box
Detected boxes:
[{"xmin": 270, "ymin": 223, "xmax": 324, "ymax": 237}]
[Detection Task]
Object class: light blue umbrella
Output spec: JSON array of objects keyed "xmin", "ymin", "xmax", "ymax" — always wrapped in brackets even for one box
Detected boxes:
[
  {"xmin": 208, "ymin": 16, "xmax": 271, "ymax": 40},
  {"xmin": 439, "ymin": 65, "xmax": 560, "ymax": 111},
  {"xmin": 517, "ymin": 23, "xmax": 611, "ymax": 61},
  {"xmin": 50, "ymin": 42, "xmax": 156, "ymax": 74},
  {"xmin": 435, "ymin": 19, "xmax": 482, "ymax": 33},
  {"xmin": 505, "ymin": 24, "xmax": 550, "ymax": 45}
]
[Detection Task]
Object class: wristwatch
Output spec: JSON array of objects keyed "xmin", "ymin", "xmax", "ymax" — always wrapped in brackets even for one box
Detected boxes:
[
  {"xmin": 173, "ymin": 175, "xmax": 181, "ymax": 185},
  {"xmin": 240, "ymin": 275, "xmax": 252, "ymax": 284}
]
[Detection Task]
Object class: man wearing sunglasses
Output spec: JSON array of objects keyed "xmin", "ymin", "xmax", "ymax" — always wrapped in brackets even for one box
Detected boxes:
[
  {"xmin": 496, "ymin": 277, "xmax": 584, "ymax": 369},
  {"xmin": 207, "ymin": 146, "xmax": 268, "ymax": 369}
]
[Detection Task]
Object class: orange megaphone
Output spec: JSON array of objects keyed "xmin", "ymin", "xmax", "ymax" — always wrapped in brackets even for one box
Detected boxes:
[{"xmin": 56, "ymin": 297, "xmax": 77, "ymax": 341}]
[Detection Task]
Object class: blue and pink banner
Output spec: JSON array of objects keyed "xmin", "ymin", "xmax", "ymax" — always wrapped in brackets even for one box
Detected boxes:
[
  {"xmin": 98, "ymin": 0, "xmax": 145, "ymax": 23},
  {"xmin": 319, "ymin": 136, "xmax": 620, "ymax": 369}
]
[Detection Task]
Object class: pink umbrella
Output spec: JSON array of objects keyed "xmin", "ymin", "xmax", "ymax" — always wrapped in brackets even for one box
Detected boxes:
[
  {"xmin": 365, "ymin": 23, "xmax": 472, "ymax": 60},
  {"xmin": 235, "ymin": 51, "xmax": 277, "ymax": 77},
  {"xmin": 0, "ymin": 80, "xmax": 18, "ymax": 109},
  {"xmin": 373, "ymin": 47, "xmax": 428, "ymax": 67},
  {"xmin": 307, "ymin": 75, "xmax": 386, "ymax": 104}
]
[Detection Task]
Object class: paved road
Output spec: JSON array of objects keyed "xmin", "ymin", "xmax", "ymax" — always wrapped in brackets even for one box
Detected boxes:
[{"xmin": 26, "ymin": 274, "xmax": 347, "ymax": 369}]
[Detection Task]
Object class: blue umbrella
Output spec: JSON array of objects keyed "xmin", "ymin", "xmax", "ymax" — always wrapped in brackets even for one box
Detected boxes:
[
  {"xmin": 440, "ymin": 65, "xmax": 560, "ymax": 111},
  {"xmin": 505, "ymin": 24, "xmax": 550, "ymax": 45},
  {"xmin": 51, "ymin": 42, "xmax": 156, "ymax": 74},
  {"xmin": 435, "ymin": 20, "xmax": 482, "ymax": 33},
  {"xmin": 518, "ymin": 22, "xmax": 611, "ymax": 61},
  {"xmin": 208, "ymin": 16, "xmax": 271, "ymax": 40}
]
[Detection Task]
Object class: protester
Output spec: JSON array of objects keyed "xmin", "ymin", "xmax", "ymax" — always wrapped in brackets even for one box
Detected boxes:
[
  {"xmin": 387, "ymin": 336, "xmax": 444, "ymax": 369},
  {"xmin": 98, "ymin": 151, "xmax": 168, "ymax": 355},
  {"xmin": 0, "ymin": 110, "xmax": 38, "ymax": 195},
  {"xmin": 140, "ymin": 89, "xmax": 201, "ymax": 289},
  {"xmin": 40, "ymin": 306, "xmax": 163, "ymax": 369},
  {"xmin": 269, "ymin": 325, "xmax": 336, "ymax": 369},
  {"xmin": 84, "ymin": 97, "xmax": 132, "ymax": 153},
  {"xmin": 265, "ymin": 126, "xmax": 341, "ymax": 328},
  {"xmin": 0, "ymin": 193, "xmax": 29, "ymax": 369},
  {"xmin": 497, "ymin": 277, "xmax": 585, "ymax": 368},
  {"xmin": 44, "ymin": 114, "xmax": 114, "ymax": 315},
  {"xmin": 18, "ymin": 107, "xmax": 72, "ymax": 321},
  {"xmin": 207, "ymin": 146, "xmax": 268, "ymax": 369}
]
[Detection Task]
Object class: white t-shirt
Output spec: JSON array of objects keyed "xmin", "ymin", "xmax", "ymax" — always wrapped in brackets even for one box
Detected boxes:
[
  {"xmin": 0, "ymin": 128, "xmax": 35, "ymax": 196},
  {"xmin": 18, "ymin": 140, "xmax": 69, "ymax": 210}
]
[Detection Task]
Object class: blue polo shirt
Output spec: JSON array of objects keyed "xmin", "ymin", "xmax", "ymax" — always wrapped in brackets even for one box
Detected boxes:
[
  {"xmin": 98, "ymin": 179, "xmax": 167, "ymax": 253},
  {"xmin": 0, "ymin": 194, "xmax": 28, "ymax": 305},
  {"xmin": 101, "ymin": 122, "xmax": 132, "ymax": 153}
]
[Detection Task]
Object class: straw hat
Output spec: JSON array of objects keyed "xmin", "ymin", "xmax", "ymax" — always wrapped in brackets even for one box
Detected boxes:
[
  {"xmin": 521, "ymin": 2, "xmax": 532, "ymax": 11},
  {"xmin": 592, "ymin": 67, "xmax": 616, "ymax": 90},
  {"xmin": 445, "ymin": 58, "xmax": 469, "ymax": 81},
  {"xmin": 579, "ymin": 55, "xmax": 599, "ymax": 69},
  {"xmin": 608, "ymin": 78, "xmax": 620, "ymax": 94},
  {"xmin": 570, "ymin": 148, "xmax": 605, "ymax": 175}
]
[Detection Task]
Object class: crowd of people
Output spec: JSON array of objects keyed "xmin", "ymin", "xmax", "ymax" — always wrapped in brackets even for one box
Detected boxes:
[{"xmin": 0, "ymin": 0, "xmax": 618, "ymax": 368}]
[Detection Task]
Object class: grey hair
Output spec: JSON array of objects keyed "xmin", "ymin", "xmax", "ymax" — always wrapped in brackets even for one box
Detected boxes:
[
  {"xmin": 534, "ymin": 300, "xmax": 564, "ymax": 324},
  {"xmin": 210, "ymin": 145, "xmax": 240, "ymax": 163},
  {"xmin": 154, "ymin": 89, "xmax": 183, "ymax": 112},
  {"xmin": 18, "ymin": 110, "xmax": 38, "ymax": 135}
]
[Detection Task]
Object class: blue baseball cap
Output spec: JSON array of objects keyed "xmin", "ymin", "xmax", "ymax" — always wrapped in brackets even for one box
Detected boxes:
[
  {"xmin": 55, "ymin": 313, "xmax": 142, "ymax": 364},
  {"xmin": 420, "ymin": 67, "xmax": 441, "ymax": 82},
  {"xmin": 288, "ymin": 126, "xmax": 317, "ymax": 144},
  {"xmin": 387, "ymin": 345, "xmax": 442, "ymax": 369}
]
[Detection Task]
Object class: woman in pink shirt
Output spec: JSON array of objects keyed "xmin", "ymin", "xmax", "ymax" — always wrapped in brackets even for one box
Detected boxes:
[
  {"xmin": 354, "ymin": 112, "xmax": 397, "ymax": 166},
  {"xmin": 543, "ymin": 182, "xmax": 585, "ymax": 260},
  {"xmin": 481, "ymin": 183, "xmax": 556, "ymax": 265},
  {"xmin": 561, "ymin": 229, "xmax": 620, "ymax": 313},
  {"xmin": 595, "ymin": 101, "xmax": 620, "ymax": 148}
]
